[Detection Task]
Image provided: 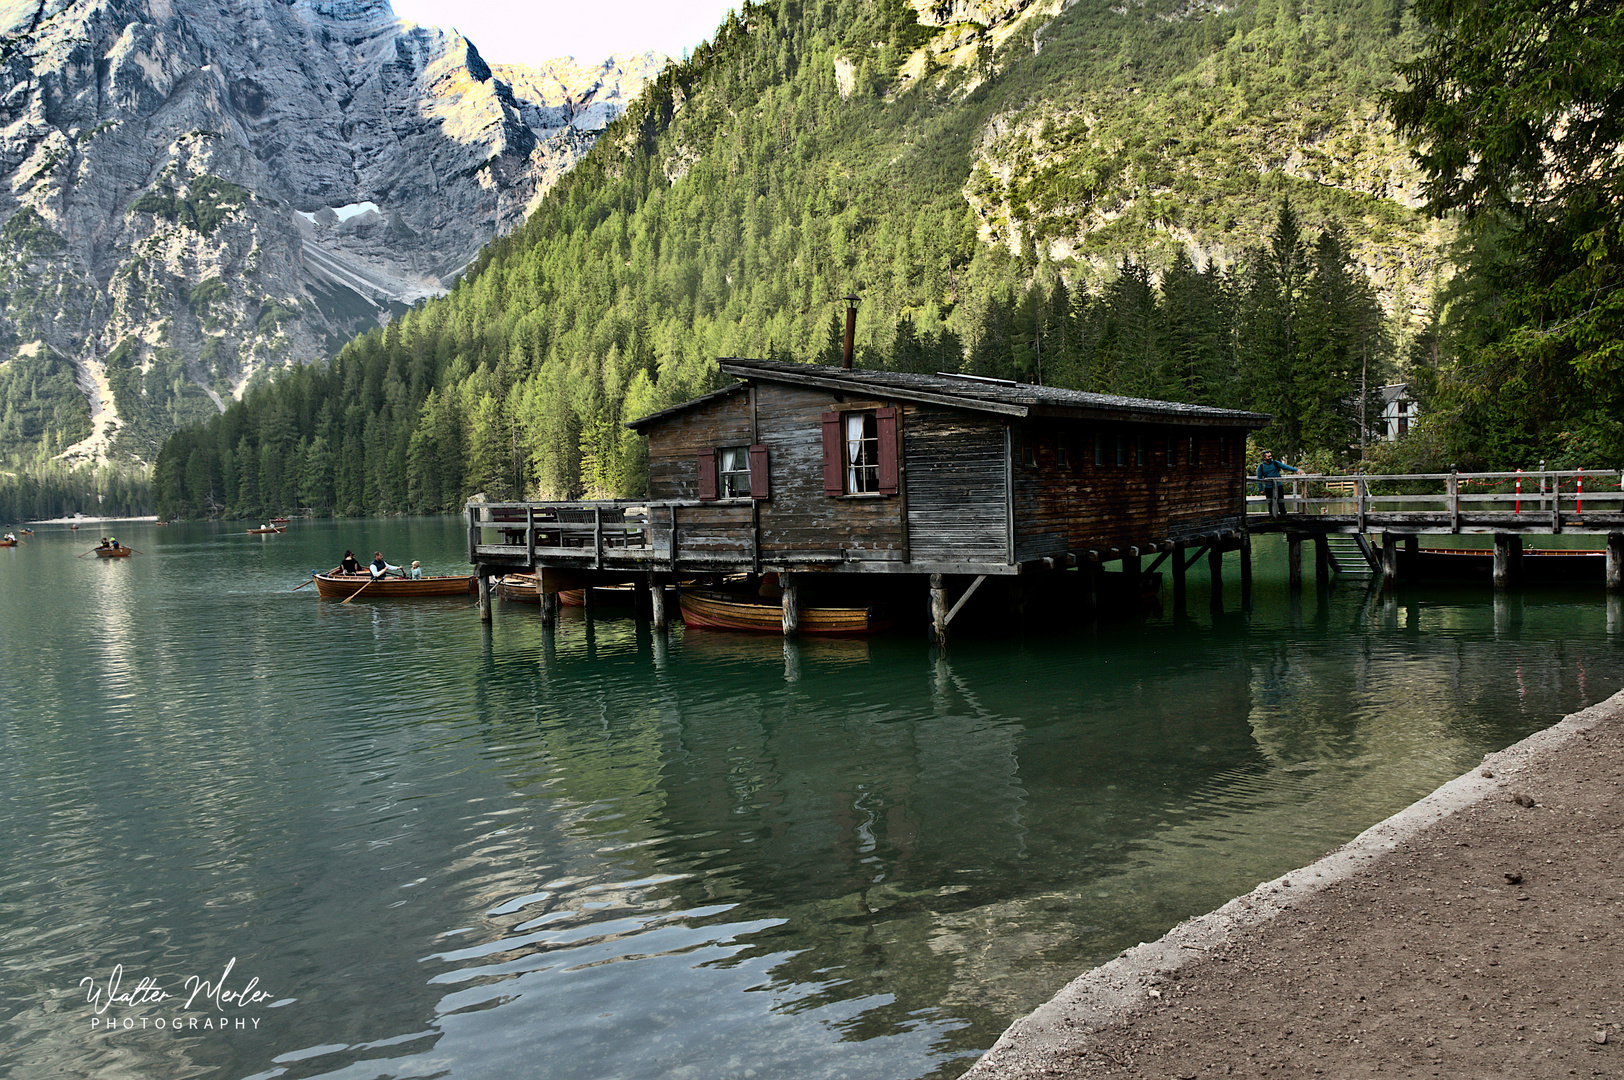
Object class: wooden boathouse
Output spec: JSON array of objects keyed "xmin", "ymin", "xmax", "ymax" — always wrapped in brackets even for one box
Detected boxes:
[{"xmin": 467, "ymin": 359, "xmax": 1270, "ymax": 639}]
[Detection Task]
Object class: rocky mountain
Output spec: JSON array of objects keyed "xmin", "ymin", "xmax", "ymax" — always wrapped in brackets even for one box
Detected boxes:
[{"xmin": 0, "ymin": 0, "xmax": 665, "ymax": 462}]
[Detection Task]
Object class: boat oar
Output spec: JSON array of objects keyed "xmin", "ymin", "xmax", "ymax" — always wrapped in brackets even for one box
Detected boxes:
[
  {"xmin": 77, "ymin": 547, "xmax": 99, "ymax": 558},
  {"xmin": 341, "ymin": 575, "xmax": 380, "ymax": 604},
  {"xmin": 292, "ymin": 567, "xmax": 338, "ymax": 591}
]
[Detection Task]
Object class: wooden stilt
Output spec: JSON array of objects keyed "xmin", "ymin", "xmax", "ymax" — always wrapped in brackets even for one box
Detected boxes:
[
  {"xmin": 1313, "ymin": 534, "xmax": 1330, "ymax": 586},
  {"xmin": 1382, "ymin": 533, "xmax": 1398, "ymax": 586},
  {"xmin": 929, "ymin": 573, "xmax": 949, "ymax": 645},
  {"xmin": 1287, "ymin": 533, "xmax": 1303, "ymax": 591},
  {"xmin": 1172, "ymin": 542, "xmax": 1187, "ymax": 613},
  {"xmin": 780, "ymin": 572, "xmax": 799, "ymax": 637},
  {"xmin": 477, "ymin": 569, "xmax": 492, "ymax": 622},
  {"xmin": 1494, "ymin": 533, "xmax": 1513, "ymax": 590},
  {"xmin": 1608, "ymin": 533, "xmax": 1624, "ymax": 593},
  {"xmin": 648, "ymin": 572, "xmax": 668, "ymax": 630},
  {"xmin": 540, "ymin": 590, "xmax": 558, "ymax": 626}
]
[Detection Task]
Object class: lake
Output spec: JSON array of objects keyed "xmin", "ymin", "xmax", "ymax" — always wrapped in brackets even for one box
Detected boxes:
[{"xmin": 1, "ymin": 517, "xmax": 1619, "ymax": 1080}]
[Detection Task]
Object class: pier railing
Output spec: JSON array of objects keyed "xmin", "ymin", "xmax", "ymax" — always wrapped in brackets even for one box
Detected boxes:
[
  {"xmin": 1247, "ymin": 469, "xmax": 1624, "ymax": 532},
  {"xmin": 468, "ymin": 499, "xmax": 767, "ymax": 569}
]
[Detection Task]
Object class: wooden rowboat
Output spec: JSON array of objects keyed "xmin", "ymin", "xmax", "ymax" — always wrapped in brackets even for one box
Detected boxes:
[
  {"xmin": 496, "ymin": 573, "xmax": 540, "ymax": 603},
  {"xmin": 677, "ymin": 588, "xmax": 890, "ymax": 635},
  {"xmin": 0, "ymin": 539, "xmax": 16, "ymax": 547},
  {"xmin": 310, "ymin": 572, "xmax": 476, "ymax": 599},
  {"xmin": 94, "ymin": 547, "xmax": 133, "ymax": 557},
  {"xmin": 246, "ymin": 525, "xmax": 286, "ymax": 534}
]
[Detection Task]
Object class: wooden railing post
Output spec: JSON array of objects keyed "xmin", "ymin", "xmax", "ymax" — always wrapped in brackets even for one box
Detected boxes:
[
  {"xmin": 1449, "ymin": 468, "xmax": 1460, "ymax": 533},
  {"xmin": 1356, "ymin": 475, "xmax": 1367, "ymax": 534},
  {"xmin": 594, "ymin": 506, "xmax": 603, "ymax": 568},
  {"xmin": 526, "ymin": 505, "xmax": 535, "ymax": 567}
]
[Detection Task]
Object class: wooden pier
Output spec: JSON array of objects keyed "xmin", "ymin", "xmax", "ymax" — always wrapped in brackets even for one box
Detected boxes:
[{"xmin": 1248, "ymin": 469, "xmax": 1624, "ymax": 591}]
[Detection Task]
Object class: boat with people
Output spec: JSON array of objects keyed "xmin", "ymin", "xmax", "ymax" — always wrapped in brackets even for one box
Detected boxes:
[
  {"xmin": 93, "ymin": 546, "xmax": 133, "ymax": 558},
  {"xmin": 0, "ymin": 538, "xmax": 16, "ymax": 548},
  {"xmin": 309, "ymin": 571, "xmax": 476, "ymax": 599},
  {"xmin": 247, "ymin": 524, "xmax": 286, "ymax": 534},
  {"xmin": 677, "ymin": 587, "xmax": 891, "ymax": 634}
]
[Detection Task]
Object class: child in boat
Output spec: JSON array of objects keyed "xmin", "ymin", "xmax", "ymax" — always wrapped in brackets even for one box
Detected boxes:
[{"xmin": 410, "ymin": 561, "xmax": 422, "ymax": 579}]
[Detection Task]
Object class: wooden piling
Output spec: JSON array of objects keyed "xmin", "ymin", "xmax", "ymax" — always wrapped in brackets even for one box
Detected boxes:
[
  {"xmin": 778, "ymin": 572, "xmax": 799, "ymax": 636},
  {"xmin": 1494, "ymin": 533, "xmax": 1514, "ymax": 590},
  {"xmin": 1608, "ymin": 533, "xmax": 1624, "ymax": 593},
  {"xmin": 1287, "ymin": 533, "xmax": 1303, "ymax": 591},
  {"xmin": 648, "ymin": 572, "xmax": 668, "ymax": 630},
  {"xmin": 1314, "ymin": 533, "xmax": 1330, "ymax": 586},
  {"xmin": 477, "ymin": 569, "xmax": 492, "ymax": 622},
  {"xmin": 540, "ymin": 590, "xmax": 558, "ymax": 626},
  {"xmin": 1239, "ymin": 532, "xmax": 1253, "ymax": 606},
  {"xmin": 1382, "ymin": 533, "xmax": 1399, "ymax": 586},
  {"xmin": 929, "ymin": 573, "xmax": 949, "ymax": 645}
]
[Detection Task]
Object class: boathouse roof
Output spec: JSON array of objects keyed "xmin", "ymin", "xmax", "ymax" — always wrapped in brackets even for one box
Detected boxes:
[{"xmin": 625, "ymin": 359, "xmax": 1271, "ymax": 430}]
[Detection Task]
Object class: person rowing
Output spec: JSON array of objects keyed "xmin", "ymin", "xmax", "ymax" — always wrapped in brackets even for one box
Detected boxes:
[{"xmin": 369, "ymin": 551, "xmax": 403, "ymax": 579}]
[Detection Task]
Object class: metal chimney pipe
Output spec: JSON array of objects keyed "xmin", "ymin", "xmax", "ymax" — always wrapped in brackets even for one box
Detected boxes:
[{"xmin": 842, "ymin": 294, "xmax": 859, "ymax": 369}]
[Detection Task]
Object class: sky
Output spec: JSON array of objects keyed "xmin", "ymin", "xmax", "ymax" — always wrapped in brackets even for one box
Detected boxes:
[{"xmin": 386, "ymin": 0, "xmax": 742, "ymax": 67}]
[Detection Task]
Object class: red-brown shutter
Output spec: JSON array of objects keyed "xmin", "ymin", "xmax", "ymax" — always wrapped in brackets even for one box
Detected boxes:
[
  {"xmin": 821, "ymin": 412, "xmax": 843, "ymax": 496},
  {"xmin": 876, "ymin": 407, "xmax": 899, "ymax": 495},
  {"xmin": 697, "ymin": 448, "xmax": 717, "ymax": 501},
  {"xmin": 749, "ymin": 444, "xmax": 770, "ymax": 499}
]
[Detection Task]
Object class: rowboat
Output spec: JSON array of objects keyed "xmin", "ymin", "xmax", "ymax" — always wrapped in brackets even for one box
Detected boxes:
[
  {"xmin": 310, "ymin": 572, "xmax": 476, "ymax": 599},
  {"xmin": 246, "ymin": 525, "xmax": 286, "ymax": 534},
  {"xmin": 496, "ymin": 573, "xmax": 540, "ymax": 603},
  {"xmin": 94, "ymin": 547, "xmax": 133, "ymax": 558},
  {"xmin": 559, "ymin": 584, "xmax": 638, "ymax": 607},
  {"xmin": 269, "ymin": 517, "xmax": 290, "ymax": 524},
  {"xmin": 677, "ymin": 588, "xmax": 890, "ymax": 634},
  {"xmin": 0, "ymin": 539, "xmax": 16, "ymax": 547},
  {"xmin": 1414, "ymin": 547, "xmax": 1604, "ymax": 582}
]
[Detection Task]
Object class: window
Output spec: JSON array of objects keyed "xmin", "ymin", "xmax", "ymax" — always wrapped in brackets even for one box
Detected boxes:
[
  {"xmin": 822, "ymin": 408, "xmax": 898, "ymax": 495},
  {"xmin": 1166, "ymin": 436, "xmax": 1178, "ymax": 467},
  {"xmin": 1115, "ymin": 434, "xmax": 1126, "ymax": 467},
  {"xmin": 1188, "ymin": 435, "xmax": 1201, "ymax": 466},
  {"xmin": 1056, "ymin": 431, "xmax": 1068, "ymax": 467},
  {"xmin": 1135, "ymin": 437, "xmax": 1146, "ymax": 467},
  {"xmin": 1094, "ymin": 432, "xmax": 1106, "ymax": 466},
  {"xmin": 698, "ymin": 444, "xmax": 769, "ymax": 501},
  {"xmin": 1021, "ymin": 434, "xmax": 1037, "ymax": 467},
  {"xmin": 1218, "ymin": 436, "xmax": 1230, "ymax": 465},
  {"xmin": 718, "ymin": 446, "xmax": 751, "ymax": 499}
]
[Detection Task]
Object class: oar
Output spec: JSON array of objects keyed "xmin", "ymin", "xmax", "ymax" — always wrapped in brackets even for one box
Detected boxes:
[
  {"xmin": 124, "ymin": 549, "xmax": 143, "ymax": 555},
  {"xmin": 292, "ymin": 567, "xmax": 339, "ymax": 591},
  {"xmin": 341, "ymin": 575, "xmax": 380, "ymax": 604},
  {"xmin": 77, "ymin": 547, "xmax": 99, "ymax": 558}
]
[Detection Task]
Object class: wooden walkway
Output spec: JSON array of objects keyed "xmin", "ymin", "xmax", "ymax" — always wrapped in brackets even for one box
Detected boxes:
[{"xmin": 1246, "ymin": 469, "xmax": 1624, "ymax": 590}]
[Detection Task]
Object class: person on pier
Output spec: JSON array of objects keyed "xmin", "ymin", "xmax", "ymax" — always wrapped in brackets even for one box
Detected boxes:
[{"xmin": 1257, "ymin": 449, "xmax": 1300, "ymax": 517}]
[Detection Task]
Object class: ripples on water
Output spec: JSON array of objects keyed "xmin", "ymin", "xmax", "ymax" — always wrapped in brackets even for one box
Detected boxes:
[{"xmin": 0, "ymin": 519, "xmax": 1619, "ymax": 1080}]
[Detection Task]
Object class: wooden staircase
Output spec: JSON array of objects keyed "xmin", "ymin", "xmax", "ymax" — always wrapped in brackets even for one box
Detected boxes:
[{"xmin": 1325, "ymin": 534, "xmax": 1377, "ymax": 579}]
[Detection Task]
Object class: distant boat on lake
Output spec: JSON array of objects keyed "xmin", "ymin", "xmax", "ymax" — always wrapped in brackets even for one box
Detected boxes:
[
  {"xmin": 93, "ymin": 547, "xmax": 133, "ymax": 558},
  {"xmin": 247, "ymin": 524, "xmax": 286, "ymax": 534},
  {"xmin": 310, "ymin": 572, "xmax": 475, "ymax": 599}
]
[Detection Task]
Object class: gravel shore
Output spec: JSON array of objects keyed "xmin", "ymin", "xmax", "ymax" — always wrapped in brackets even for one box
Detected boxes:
[{"xmin": 965, "ymin": 689, "xmax": 1624, "ymax": 1080}]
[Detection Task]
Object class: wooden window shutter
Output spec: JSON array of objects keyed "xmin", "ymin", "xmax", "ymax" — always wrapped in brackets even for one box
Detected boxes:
[
  {"xmin": 876, "ymin": 407, "xmax": 899, "ymax": 494},
  {"xmin": 749, "ymin": 444, "xmax": 770, "ymax": 499},
  {"xmin": 697, "ymin": 448, "xmax": 717, "ymax": 501},
  {"xmin": 821, "ymin": 412, "xmax": 843, "ymax": 495}
]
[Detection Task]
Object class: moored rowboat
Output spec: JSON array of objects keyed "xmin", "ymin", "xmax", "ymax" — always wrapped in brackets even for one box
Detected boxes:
[
  {"xmin": 677, "ymin": 588, "xmax": 889, "ymax": 634},
  {"xmin": 310, "ymin": 572, "xmax": 476, "ymax": 599},
  {"xmin": 496, "ymin": 573, "xmax": 540, "ymax": 603}
]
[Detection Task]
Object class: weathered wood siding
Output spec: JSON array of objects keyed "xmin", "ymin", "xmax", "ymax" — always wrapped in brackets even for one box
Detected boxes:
[
  {"xmin": 1011, "ymin": 421, "xmax": 1247, "ymax": 560},
  {"xmin": 755, "ymin": 385, "xmax": 903, "ymax": 559},
  {"xmin": 905, "ymin": 407, "xmax": 1008, "ymax": 562}
]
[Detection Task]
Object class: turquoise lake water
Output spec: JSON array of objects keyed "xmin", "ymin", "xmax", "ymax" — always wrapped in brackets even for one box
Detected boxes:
[{"xmin": 1, "ymin": 517, "xmax": 1619, "ymax": 1080}]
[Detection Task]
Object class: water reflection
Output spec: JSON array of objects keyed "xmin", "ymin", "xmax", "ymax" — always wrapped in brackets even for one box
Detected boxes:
[{"xmin": 1, "ymin": 522, "xmax": 1619, "ymax": 1080}]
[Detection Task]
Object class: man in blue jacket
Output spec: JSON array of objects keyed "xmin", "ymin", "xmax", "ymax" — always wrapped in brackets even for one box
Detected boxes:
[{"xmin": 1257, "ymin": 449, "xmax": 1299, "ymax": 517}]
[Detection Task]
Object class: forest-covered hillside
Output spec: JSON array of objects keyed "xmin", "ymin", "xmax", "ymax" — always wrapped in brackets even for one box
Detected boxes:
[{"xmin": 151, "ymin": 0, "xmax": 1445, "ymax": 519}]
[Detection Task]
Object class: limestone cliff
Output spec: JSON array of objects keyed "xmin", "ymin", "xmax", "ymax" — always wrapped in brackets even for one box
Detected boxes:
[{"xmin": 0, "ymin": 0, "xmax": 664, "ymax": 460}]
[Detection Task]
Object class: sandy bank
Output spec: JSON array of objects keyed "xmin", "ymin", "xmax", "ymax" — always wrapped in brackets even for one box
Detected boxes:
[{"xmin": 966, "ymin": 688, "xmax": 1624, "ymax": 1079}]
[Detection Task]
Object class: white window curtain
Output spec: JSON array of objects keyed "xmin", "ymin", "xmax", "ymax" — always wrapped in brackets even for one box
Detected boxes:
[{"xmin": 845, "ymin": 413, "xmax": 865, "ymax": 492}]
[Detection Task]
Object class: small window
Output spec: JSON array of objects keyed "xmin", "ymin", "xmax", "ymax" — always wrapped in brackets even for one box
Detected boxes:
[
  {"xmin": 846, "ymin": 412, "xmax": 881, "ymax": 493},
  {"xmin": 718, "ymin": 446, "xmax": 751, "ymax": 499},
  {"xmin": 1021, "ymin": 435, "xmax": 1037, "ymax": 467},
  {"xmin": 1135, "ymin": 437, "xmax": 1146, "ymax": 467},
  {"xmin": 1166, "ymin": 436, "xmax": 1178, "ymax": 467},
  {"xmin": 1188, "ymin": 435, "xmax": 1201, "ymax": 466},
  {"xmin": 1094, "ymin": 432, "xmax": 1106, "ymax": 467},
  {"xmin": 1115, "ymin": 434, "xmax": 1126, "ymax": 468},
  {"xmin": 1056, "ymin": 432, "xmax": 1068, "ymax": 467},
  {"xmin": 1218, "ymin": 436, "xmax": 1230, "ymax": 465}
]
